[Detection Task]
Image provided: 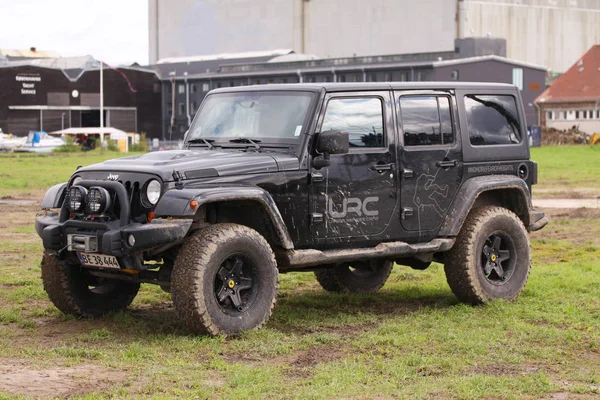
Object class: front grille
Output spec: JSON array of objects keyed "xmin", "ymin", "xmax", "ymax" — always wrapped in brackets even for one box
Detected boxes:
[{"xmin": 67, "ymin": 173, "xmax": 158, "ymax": 223}]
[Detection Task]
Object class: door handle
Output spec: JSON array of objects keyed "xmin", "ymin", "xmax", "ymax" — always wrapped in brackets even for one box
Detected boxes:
[
  {"xmin": 436, "ymin": 160, "xmax": 458, "ymax": 168},
  {"xmin": 370, "ymin": 163, "xmax": 395, "ymax": 172}
]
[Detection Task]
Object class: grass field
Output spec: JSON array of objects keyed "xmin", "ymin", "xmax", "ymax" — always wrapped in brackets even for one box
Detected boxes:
[{"xmin": 0, "ymin": 146, "xmax": 598, "ymax": 399}]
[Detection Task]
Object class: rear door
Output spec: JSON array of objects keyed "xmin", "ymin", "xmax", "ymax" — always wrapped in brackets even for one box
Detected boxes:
[
  {"xmin": 309, "ymin": 91, "xmax": 398, "ymax": 240},
  {"xmin": 395, "ymin": 90, "xmax": 463, "ymax": 235}
]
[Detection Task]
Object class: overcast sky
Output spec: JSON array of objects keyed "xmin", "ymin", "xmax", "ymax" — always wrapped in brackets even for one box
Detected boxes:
[{"xmin": 0, "ymin": 0, "xmax": 148, "ymax": 65}]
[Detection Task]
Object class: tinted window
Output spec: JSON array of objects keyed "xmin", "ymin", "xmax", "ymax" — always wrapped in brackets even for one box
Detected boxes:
[
  {"xmin": 400, "ymin": 96, "xmax": 453, "ymax": 146},
  {"xmin": 322, "ymin": 97, "xmax": 385, "ymax": 148},
  {"xmin": 464, "ymin": 95, "xmax": 521, "ymax": 145}
]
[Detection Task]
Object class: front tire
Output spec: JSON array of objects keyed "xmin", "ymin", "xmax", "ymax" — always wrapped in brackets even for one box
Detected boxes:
[
  {"xmin": 444, "ymin": 206, "xmax": 531, "ymax": 304},
  {"xmin": 314, "ymin": 260, "xmax": 393, "ymax": 294},
  {"xmin": 41, "ymin": 252, "xmax": 140, "ymax": 317},
  {"xmin": 171, "ymin": 224, "xmax": 278, "ymax": 335}
]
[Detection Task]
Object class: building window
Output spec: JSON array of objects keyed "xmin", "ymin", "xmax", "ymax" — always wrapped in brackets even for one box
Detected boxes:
[
  {"xmin": 464, "ymin": 94, "xmax": 521, "ymax": 146},
  {"xmin": 589, "ymin": 110, "xmax": 594, "ymax": 119},
  {"xmin": 308, "ymin": 76, "xmax": 316, "ymax": 83},
  {"xmin": 178, "ymin": 84, "xmax": 185, "ymax": 94},
  {"xmin": 202, "ymin": 83, "xmax": 210, "ymax": 92},
  {"xmin": 451, "ymin": 70, "xmax": 459, "ymax": 81},
  {"xmin": 282, "ymin": 78, "xmax": 288, "ymax": 83},
  {"xmin": 216, "ymin": 82, "xmax": 222, "ymax": 88},
  {"xmin": 400, "ymin": 72, "xmax": 407, "ymax": 82},
  {"xmin": 597, "ymin": 110, "xmax": 600, "ymax": 119},
  {"xmin": 512, "ymin": 68, "xmax": 523, "ymax": 91},
  {"xmin": 179, "ymin": 125, "xmax": 186, "ymax": 133},
  {"xmin": 400, "ymin": 96, "xmax": 454, "ymax": 146},
  {"xmin": 191, "ymin": 84, "xmax": 196, "ymax": 93},
  {"xmin": 416, "ymin": 71, "xmax": 423, "ymax": 81},
  {"xmin": 229, "ymin": 81, "xmax": 234, "ymax": 87},
  {"xmin": 384, "ymin": 73, "xmax": 392, "ymax": 82},
  {"xmin": 575, "ymin": 111, "xmax": 580, "ymax": 119},
  {"xmin": 321, "ymin": 97, "xmax": 385, "ymax": 148},
  {"xmin": 179, "ymin": 103, "xmax": 185, "ymax": 115},
  {"xmin": 190, "ymin": 101, "xmax": 197, "ymax": 114},
  {"xmin": 167, "ymin": 103, "xmax": 172, "ymax": 115},
  {"xmin": 547, "ymin": 111, "xmax": 554, "ymax": 120}
]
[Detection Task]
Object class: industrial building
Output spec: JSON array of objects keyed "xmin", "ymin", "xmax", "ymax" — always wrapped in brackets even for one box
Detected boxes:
[
  {"xmin": 0, "ymin": 56, "xmax": 162, "ymax": 137},
  {"xmin": 153, "ymin": 38, "xmax": 546, "ymax": 140},
  {"xmin": 149, "ymin": 0, "xmax": 600, "ymax": 72},
  {"xmin": 536, "ymin": 45, "xmax": 600, "ymax": 135}
]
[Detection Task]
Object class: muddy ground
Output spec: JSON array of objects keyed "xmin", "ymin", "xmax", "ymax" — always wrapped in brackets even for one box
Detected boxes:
[{"xmin": 0, "ymin": 191, "xmax": 599, "ymax": 398}]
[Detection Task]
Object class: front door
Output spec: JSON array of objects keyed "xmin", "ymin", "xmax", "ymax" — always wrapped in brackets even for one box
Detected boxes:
[
  {"xmin": 395, "ymin": 91, "xmax": 463, "ymax": 235},
  {"xmin": 310, "ymin": 91, "xmax": 398, "ymax": 240}
]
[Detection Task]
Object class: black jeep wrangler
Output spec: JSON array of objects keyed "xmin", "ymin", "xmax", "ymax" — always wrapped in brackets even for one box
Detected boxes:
[{"xmin": 36, "ymin": 83, "xmax": 547, "ymax": 335}]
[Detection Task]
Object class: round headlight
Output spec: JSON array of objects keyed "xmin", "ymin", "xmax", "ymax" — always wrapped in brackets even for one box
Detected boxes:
[
  {"xmin": 68, "ymin": 185, "xmax": 87, "ymax": 212},
  {"xmin": 146, "ymin": 180, "xmax": 161, "ymax": 205},
  {"xmin": 86, "ymin": 187, "xmax": 112, "ymax": 215}
]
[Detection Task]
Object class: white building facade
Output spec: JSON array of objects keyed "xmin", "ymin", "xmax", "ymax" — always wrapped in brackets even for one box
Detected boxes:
[{"xmin": 149, "ymin": 0, "xmax": 600, "ymax": 72}]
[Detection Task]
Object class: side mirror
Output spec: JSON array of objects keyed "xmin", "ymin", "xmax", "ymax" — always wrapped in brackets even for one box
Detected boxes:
[
  {"xmin": 316, "ymin": 130, "xmax": 349, "ymax": 155},
  {"xmin": 313, "ymin": 130, "xmax": 349, "ymax": 169}
]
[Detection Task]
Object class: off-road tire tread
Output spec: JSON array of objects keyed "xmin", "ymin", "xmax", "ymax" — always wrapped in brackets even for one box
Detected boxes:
[
  {"xmin": 171, "ymin": 223, "xmax": 278, "ymax": 335},
  {"xmin": 444, "ymin": 206, "xmax": 531, "ymax": 304},
  {"xmin": 41, "ymin": 252, "xmax": 139, "ymax": 317},
  {"xmin": 314, "ymin": 260, "xmax": 394, "ymax": 294}
]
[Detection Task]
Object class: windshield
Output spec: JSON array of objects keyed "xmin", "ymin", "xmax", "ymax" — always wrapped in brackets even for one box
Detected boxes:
[{"xmin": 187, "ymin": 91, "xmax": 315, "ymax": 143}]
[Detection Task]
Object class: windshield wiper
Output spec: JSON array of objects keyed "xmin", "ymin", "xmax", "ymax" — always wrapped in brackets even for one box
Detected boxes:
[
  {"xmin": 187, "ymin": 138, "xmax": 215, "ymax": 149},
  {"xmin": 229, "ymin": 137, "xmax": 261, "ymax": 150}
]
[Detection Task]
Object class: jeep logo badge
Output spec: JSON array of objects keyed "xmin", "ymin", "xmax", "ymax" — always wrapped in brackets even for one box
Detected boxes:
[{"xmin": 107, "ymin": 173, "xmax": 119, "ymax": 181}]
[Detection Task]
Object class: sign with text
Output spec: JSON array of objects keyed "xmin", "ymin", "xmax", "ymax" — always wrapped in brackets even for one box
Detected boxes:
[{"xmin": 16, "ymin": 74, "xmax": 41, "ymax": 95}]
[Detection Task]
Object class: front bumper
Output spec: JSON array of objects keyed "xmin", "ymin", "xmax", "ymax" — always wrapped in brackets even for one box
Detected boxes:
[{"xmin": 36, "ymin": 212, "xmax": 192, "ymax": 257}]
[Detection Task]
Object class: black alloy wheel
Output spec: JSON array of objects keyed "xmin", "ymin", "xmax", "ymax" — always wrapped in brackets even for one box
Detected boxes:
[
  {"xmin": 214, "ymin": 254, "xmax": 258, "ymax": 315},
  {"xmin": 480, "ymin": 233, "xmax": 516, "ymax": 285}
]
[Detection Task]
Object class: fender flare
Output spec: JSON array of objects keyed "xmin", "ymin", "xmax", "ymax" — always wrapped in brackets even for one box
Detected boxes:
[
  {"xmin": 41, "ymin": 182, "xmax": 67, "ymax": 209},
  {"xmin": 154, "ymin": 185, "xmax": 294, "ymax": 250},
  {"xmin": 438, "ymin": 175, "xmax": 532, "ymax": 237}
]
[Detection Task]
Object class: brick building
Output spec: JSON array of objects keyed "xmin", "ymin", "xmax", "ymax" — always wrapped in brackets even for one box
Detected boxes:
[{"xmin": 536, "ymin": 45, "xmax": 600, "ymax": 135}]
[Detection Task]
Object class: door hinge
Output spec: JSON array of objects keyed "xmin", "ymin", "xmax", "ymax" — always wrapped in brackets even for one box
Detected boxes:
[
  {"xmin": 403, "ymin": 169, "xmax": 414, "ymax": 179},
  {"xmin": 311, "ymin": 213, "xmax": 324, "ymax": 223},
  {"xmin": 401, "ymin": 207, "xmax": 414, "ymax": 219},
  {"xmin": 311, "ymin": 171, "xmax": 324, "ymax": 183}
]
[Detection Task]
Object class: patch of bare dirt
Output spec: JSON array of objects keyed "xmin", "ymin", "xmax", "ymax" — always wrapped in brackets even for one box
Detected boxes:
[
  {"xmin": 0, "ymin": 359, "xmax": 127, "ymax": 399},
  {"xmin": 531, "ymin": 207, "xmax": 600, "ymax": 245}
]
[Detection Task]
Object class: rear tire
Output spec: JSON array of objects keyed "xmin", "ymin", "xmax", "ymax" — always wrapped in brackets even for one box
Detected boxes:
[
  {"xmin": 41, "ymin": 252, "xmax": 140, "ymax": 317},
  {"xmin": 171, "ymin": 224, "xmax": 278, "ymax": 335},
  {"xmin": 444, "ymin": 206, "xmax": 531, "ymax": 304},
  {"xmin": 314, "ymin": 260, "xmax": 393, "ymax": 294}
]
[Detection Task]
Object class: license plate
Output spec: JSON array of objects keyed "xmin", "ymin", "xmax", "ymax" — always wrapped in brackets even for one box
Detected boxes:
[{"xmin": 77, "ymin": 252, "xmax": 121, "ymax": 269}]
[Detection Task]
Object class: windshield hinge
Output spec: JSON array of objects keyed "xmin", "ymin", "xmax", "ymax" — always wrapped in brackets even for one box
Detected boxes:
[{"xmin": 172, "ymin": 170, "xmax": 185, "ymax": 189}]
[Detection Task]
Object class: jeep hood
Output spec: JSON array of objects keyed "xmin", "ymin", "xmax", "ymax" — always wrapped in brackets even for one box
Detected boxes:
[{"xmin": 76, "ymin": 150, "xmax": 300, "ymax": 181}]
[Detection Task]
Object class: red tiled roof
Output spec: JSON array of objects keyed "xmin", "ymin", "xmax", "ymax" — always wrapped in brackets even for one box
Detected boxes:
[{"xmin": 536, "ymin": 45, "xmax": 600, "ymax": 104}]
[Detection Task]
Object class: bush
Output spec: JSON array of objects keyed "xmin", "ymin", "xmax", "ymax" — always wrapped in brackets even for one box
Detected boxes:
[
  {"xmin": 52, "ymin": 136, "xmax": 81, "ymax": 153},
  {"xmin": 129, "ymin": 132, "xmax": 149, "ymax": 152},
  {"xmin": 106, "ymin": 139, "xmax": 119, "ymax": 152}
]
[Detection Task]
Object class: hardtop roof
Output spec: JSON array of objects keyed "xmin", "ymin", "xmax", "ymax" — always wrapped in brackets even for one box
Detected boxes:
[{"xmin": 209, "ymin": 82, "xmax": 517, "ymax": 94}]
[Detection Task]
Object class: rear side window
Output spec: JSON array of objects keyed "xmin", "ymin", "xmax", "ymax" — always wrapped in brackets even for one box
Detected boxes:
[
  {"xmin": 321, "ymin": 97, "xmax": 385, "ymax": 148},
  {"xmin": 464, "ymin": 95, "xmax": 521, "ymax": 146},
  {"xmin": 400, "ymin": 96, "xmax": 454, "ymax": 146}
]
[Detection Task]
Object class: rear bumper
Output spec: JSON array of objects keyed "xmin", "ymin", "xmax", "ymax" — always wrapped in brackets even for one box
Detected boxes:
[
  {"xmin": 36, "ymin": 212, "xmax": 192, "ymax": 257},
  {"xmin": 528, "ymin": 209, "xmax": 548, "ymax": 232}
]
